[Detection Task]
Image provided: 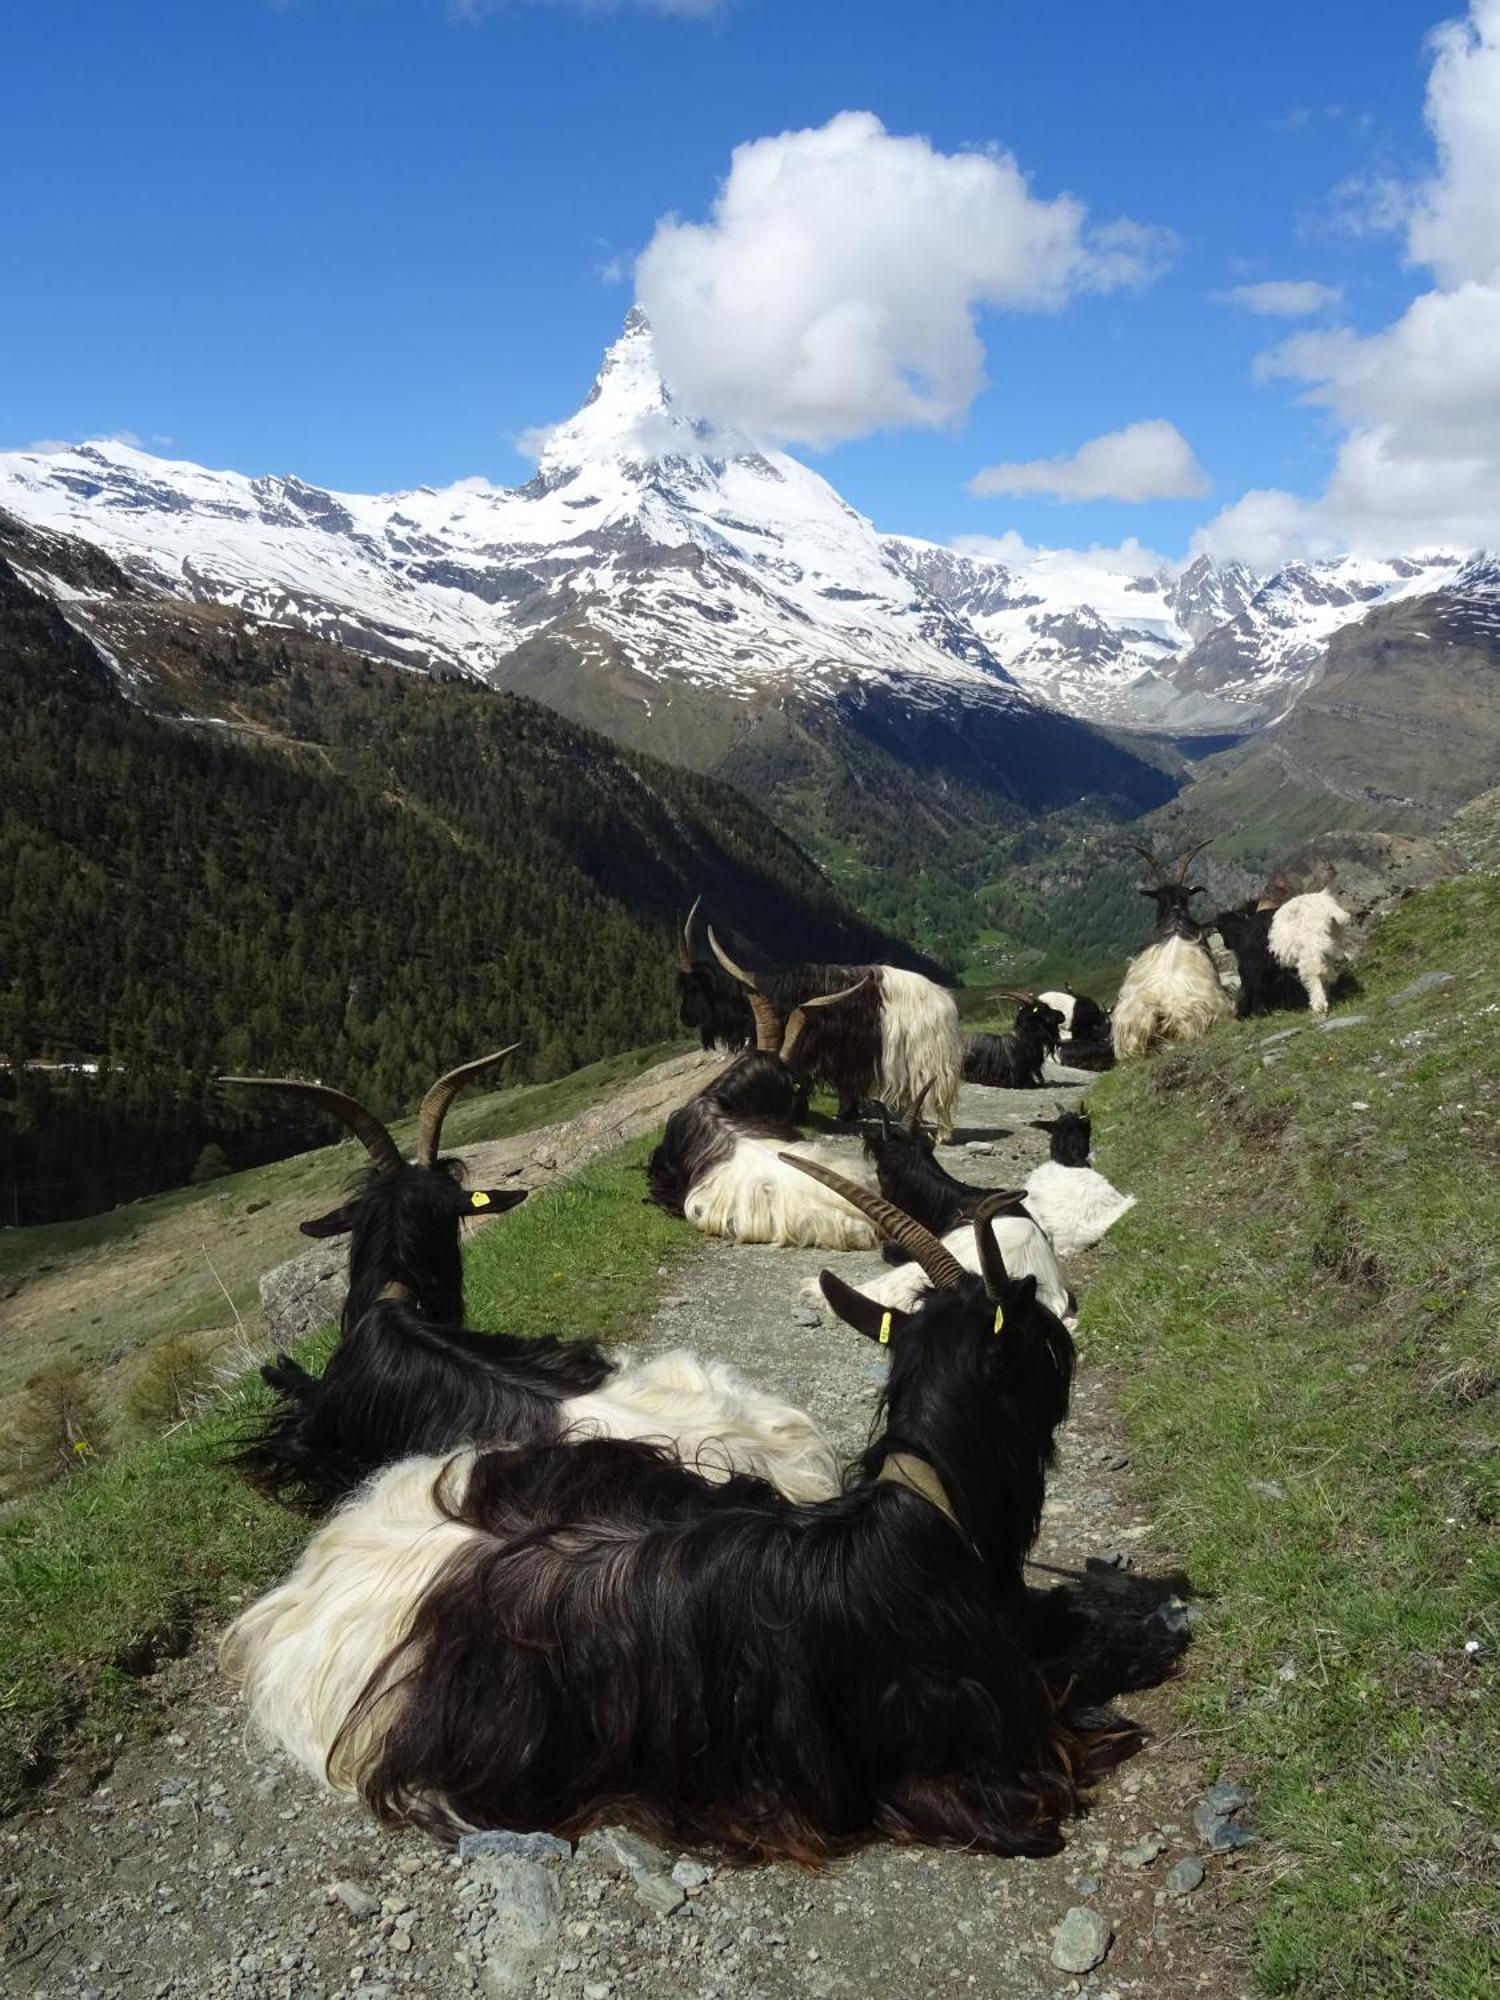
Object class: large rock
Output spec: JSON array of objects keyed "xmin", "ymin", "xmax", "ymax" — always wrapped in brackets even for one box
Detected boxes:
[
  {"xmin": 1265, "ymin": 830, "xmax": 1466, "ymax": 939},
  {"xmin": 257, "ymin": 1244, "xmax": 345, "ymax": 1348}
]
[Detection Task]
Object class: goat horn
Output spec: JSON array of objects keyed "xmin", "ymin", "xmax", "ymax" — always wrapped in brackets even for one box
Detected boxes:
[
  {"xmin": 906, "ymin": 1078, "xmax": 934, "ymax": 1134},
  {"xmin": 219, "ymin": 1076, "xmax": 403, "ymax": 1176},
  {"xmin": 778, "ymin": 1153, "xmax": 968, "ymax": 1290},
  {"xmin": 677, "ymin": 894, "xmax": 703, "ymax": 972},
  {"xmin": 707, "ymin": 923, "xmax": 783, "ymax": 1053},
  {"xmin": 782, "ymin": 974, "xmax": 872, "ymax": 1062},
  {"xmin": 1174, "ymin": 838, "xmax": 1213, "ymax": 886},
  {"xmin": 973, "ymin": 1191, "xmax": 1021, "ymax": 1300},
  {"xmin": 1126, "ymin": 838, "xmax": 1166, "ymax": 883},
  {"xmin": 417, "ymin": 1043, "xmax": 521, "ymax": 1166}
]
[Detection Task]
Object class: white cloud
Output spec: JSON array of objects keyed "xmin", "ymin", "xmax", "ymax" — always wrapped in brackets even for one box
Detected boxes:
[
  {"xmin": 634, "ymin": 111, "xmax": 1173, "ymax": 447},
  {"xmin": 1217, "ymin": 279, "xmax": 1343, "ymax": 316},
  {"xmin": 969, "ymin": 419, "xmax": 1207, "ymax": 503},
  {"xmin": 1200, "ymin": 0, "xmax": 1500, "ymax": 562}
]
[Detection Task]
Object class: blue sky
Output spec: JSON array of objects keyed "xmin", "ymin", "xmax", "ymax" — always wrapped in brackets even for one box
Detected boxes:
[{"xmin": 5, "ymin": 0, "xmax": 1492, "ymax": 564}]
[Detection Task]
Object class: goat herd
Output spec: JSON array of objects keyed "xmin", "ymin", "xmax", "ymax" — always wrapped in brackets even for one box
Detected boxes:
[{"xmin": 214, "ymin": 844, "xmax": 1347, "ymax": 1869}]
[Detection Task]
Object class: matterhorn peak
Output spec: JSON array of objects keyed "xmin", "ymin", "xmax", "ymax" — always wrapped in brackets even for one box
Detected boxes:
[{"xmin": 535, "ymin": 308, "xmax": 709, "ymax": 482}]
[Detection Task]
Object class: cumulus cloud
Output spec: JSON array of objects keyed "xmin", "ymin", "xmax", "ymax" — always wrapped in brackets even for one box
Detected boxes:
[
  {"xmin": 952, "ymin": 530, "xmax": 1169, "ymax": 575},
  {"xmin": 634, "ymin": 111, "xmax": 1174, "ymax": 446},
  {"xmin": 1199, "ymin": 0, "xmax": 1500, "ymax": 563},
  {"xmin": 969, "ymin": 420, "xmax": 1207, "ymax": 503},
  {"xmin": 1217, "ymin": 279, "xmax": 1343, "ymax": 316}
]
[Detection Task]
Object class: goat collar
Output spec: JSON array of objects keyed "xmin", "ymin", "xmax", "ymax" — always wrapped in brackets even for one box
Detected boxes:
[
  {"xmin": 877, "ymin": 1451, "xmax": 973, "ymax": 1551},
  {"xmin": 376, "ymin": 1280, "xmax": 416, "ymax": 1305}
]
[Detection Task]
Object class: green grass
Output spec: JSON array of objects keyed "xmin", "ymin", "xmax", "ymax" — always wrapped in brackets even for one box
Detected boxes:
[
  {"xmin": 0, "ymin": 1038, "xmax": 688, "ymax": 1418},
  {"xmin": 1083, "ymin": 872, "xmax": 1500, "ymax": 1997},
  {"xmin": 0, "ymin": 1134, "xmax": 697, "ymax": 1816}
]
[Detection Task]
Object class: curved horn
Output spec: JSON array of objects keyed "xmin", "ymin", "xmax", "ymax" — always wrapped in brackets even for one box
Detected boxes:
[
  {"xmin": 708, "ymin": 923, "xmax": 783, "ymax": 1053},
  {"xmin": 973, "ymin": 1191, "xmax": 1022, "ymax": 1300},
  {"xmin": 782, "ymin": 974, "xmax": 872, "ymax": 1062},
  {"xmin": 906, "ymin": 1077, "xmax": 935, "ymax": 1135},
  {"xmin": 1174, "ymin": 838, "xmax": 1212, "ymax": 887},
  {"xmin": 417, "ymin": 1043, "xmax": 521, "ymax": 1167},
  {"xmin": 778, "ymin": 1153, "xmax": 968, "ymax": 1290},
  {"xmin": 677, "ymin": 894, "xmax": 703, "ymax": 972},
  {"xmin": 1127, "ymin": 838, "xmax": 1166, "ymax": 884},
  {"xmin": 219, "ymin": 1076, "xmax": 402, "ymax": 1175}
]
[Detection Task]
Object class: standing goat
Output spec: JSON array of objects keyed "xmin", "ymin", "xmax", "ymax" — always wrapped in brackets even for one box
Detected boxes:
[
  {"xmin": 645, "ymin": 981, "xmax": 881, "ymax": 1249},
  {"xmin": 222, "ymin": 1177, "xmax": 1142, "ymax": 1860},
  {"xmin": 1111, "ymin": 841, "xmax": 1231, "ymax": 1060},
  {"xmin": 1267, "ymin": 890, "xmax": 1349, "ymax": 1018},
  {"xmin": 1213, "ymin": 904, "xmax": 1309, "ymax": 1018},
  {"xmin": 706, "ymin": 924, "xmax": 962, "ymax": 1141},
  {"xmin": 226, "ymin": 1053, "xmax": 839, "ymax": 1511},
  {"xmin": 674, "ymin": 897, "xmax": 754, "ymax": 1054}
]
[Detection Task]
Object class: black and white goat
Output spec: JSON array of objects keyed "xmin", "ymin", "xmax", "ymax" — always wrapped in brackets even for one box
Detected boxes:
[
  {"xmin": 860, "ymin": 1088, "xmax": 1024, "ymax": 1244},
  {"xmin": 674, "ymin": 897, "xmax": 754, "ymax": 1054},
  {"xmin": 223, "ymin": 1178, "xmax": 1147, "ymax": 1859},
  {"xmin": 707, "ymin": 924, "xmax": 963, "ymax": 1141},
  {"xmin": 1111, "ymin": 841, "xmax": 1231, "ymax": 1060},
  {"xmin": 1039, "ymin": 989, "xmax": 1110, "ymax": 1044},
  {"xmin": 227, "ymin": 1055, "xmax": 839, "ymax": 1511},
  {"xmin": 1021, "ymin": 1109, "xmax": 1136, "ymax": 1258},
  {"xmin": 962, "ymin": 997, "xmax": 1057, "ymax": 1091},
  {"xmin": 645, "ymin": 981, "xmax": 882, "ymax": 1250},
  {"xmin": 1267, "ymin": 890, "xmax": 1350, "ymax": 1018},
  {"xmin": 1213, "ymin": 903, "xmax": 1310, "ymax": 1019}
]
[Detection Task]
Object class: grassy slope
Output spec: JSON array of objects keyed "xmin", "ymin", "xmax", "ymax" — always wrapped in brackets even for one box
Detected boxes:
[
  {"xmin": 0, "ymin": 1040, "xmax": 686, "ymax": 1412},
  {"xmin": 0, "ymin": 1134, "xmax": 695, "ymax": 1814},
  {"xmin": 1083, "ymin": 873, "xmax": 1500, "ymax": 1996}
]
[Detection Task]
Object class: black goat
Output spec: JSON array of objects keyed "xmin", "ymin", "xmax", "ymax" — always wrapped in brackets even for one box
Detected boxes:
[
  {"xmin": 962, "ymin": 998, "xmax": 1055, "ymax": 1090},
  {"xmin": 1214, "ymin": 902, "xmax": 1311, "ymax": 1019},
  {"xmin": 674, "ymin": 897, "xmax": 755, "ymax": 1053},
  {"xmin": 225, "ymin": 1176, "xmax": 1162, "ymax": 1861},
  {"xmin": 1028, "ymin": 1108, "xmax": 1092, "ymax": 1167},
  {"xmin": 860, "ymin": 1088, "xmax": 1026, "ymax": 1248}
]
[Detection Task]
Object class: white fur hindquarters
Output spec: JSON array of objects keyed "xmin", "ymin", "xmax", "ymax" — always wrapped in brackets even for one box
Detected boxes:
[
  {"xmin": 570, "ymin": 1349, "xmax": 840, "ymax": 1504},
  {"xmin": 1038, "ymin": 990, "xmax": 1077, "ymax": 1034},
  {"xmin": 876, "ymin": 968, "xmax": 962, "ymax": 1141},
  {"xmin": 1021, "ymin": 1160, "xmax": 1136, "ymax": 1259},
  {"xmin": 221, "ymin": 1449, "xmax": 479, "ymax": 1793},
  {"xmin": 684, "ymin": 1138, "xmax": 879, "ymax": 1250},
  {"xmin": 801, "ymin": 1214, "xmax": 1073, "ymax": 1325},
  {"xmin": 1111, "ymin": 934, "xmax": 1231, "ymax": 1058},
  {"xmin": 1269, "ymin": 892, "xmax": 1349, "ymax": 1017}
]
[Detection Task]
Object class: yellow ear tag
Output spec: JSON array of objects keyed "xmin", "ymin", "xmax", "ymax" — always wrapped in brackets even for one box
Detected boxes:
[
  {"xmin": 992, "ymin": 1304, "xmax": 1006, "ymax": 1335},
  {"xmin": 470, "ymin": 1191, "xmax": 492, "ymax": 1209},
  {"xmin": 878, "ymin": 1311, "xmax": 893, "ymax": 1346}
]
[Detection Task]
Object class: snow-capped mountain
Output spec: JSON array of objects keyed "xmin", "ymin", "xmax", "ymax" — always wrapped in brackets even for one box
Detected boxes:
[
  {"xmin": 883, "ymin": 534, "xmax": 1476, "ymax": 732},
  {"xmin": 0, "ymin": 310, "xmax": 1021, "ymax": 719},
  {"xmin": 2, "ymin": 310, "xmax": 1494, "ymax": 755}
]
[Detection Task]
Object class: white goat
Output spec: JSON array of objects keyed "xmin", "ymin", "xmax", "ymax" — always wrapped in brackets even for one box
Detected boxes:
[{"xmin": 1269, "ymin": 890, "xmax": 1349, "ymax": 1017}]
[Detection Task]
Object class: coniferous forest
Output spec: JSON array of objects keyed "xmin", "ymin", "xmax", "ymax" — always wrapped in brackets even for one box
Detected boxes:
[{"xmin": 0, "ymin": 530, "xmax": 917, "ymax": 1222}]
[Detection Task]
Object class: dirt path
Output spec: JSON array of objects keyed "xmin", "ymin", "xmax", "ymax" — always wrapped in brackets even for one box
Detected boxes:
[{"xmin": 3, "ymin": 1073, "xmax": 1256, "ymax": 2000}]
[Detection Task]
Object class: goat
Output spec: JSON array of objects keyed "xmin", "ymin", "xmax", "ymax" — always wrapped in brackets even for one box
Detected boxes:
[
  {"xmin": 707, "ymin": 923, "xmax": 962, "ymax": 1141},
  {"xmin": 645, "ymin": 982, "xmax": 881, "ymax": 1250},
  {"xmin": 1267, "ymin": 890, "xmax": 1349, "ymax": 1019},
  {"xmin": 1213, "ymin": 903, "xmax": 1309, "ymax": 1019},
  {"xmin": 226, "ymin": 1056, "xmax": 839, "ymax": 1511},
  {"xmin": 1111, "ymin": 840, "xmax": 1231, "ymax": 1060},
  {"xmin": 674, "ymin": 896, "xmax": 754, "ymax": 1054},
  {"xmin": 860, "ymin": 1087, "xmax": 1025, "ymax": 1246},
  {"xmin": 1022, "ymin": 1110, "xmax": 1136, "ymax": 1258},
  {"xmin": 961, "ymin": 997, "xmax": 1056, "ymax": 1090},
  {"xmin": 222, "ymin": 1179, "xmax": 1144, "ymax": 1860}
]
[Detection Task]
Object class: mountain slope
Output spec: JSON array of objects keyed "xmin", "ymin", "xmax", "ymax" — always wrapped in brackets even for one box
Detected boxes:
[{"xmin": 0, "ymin": 513, "xmax": 918, "ymax": 1223}]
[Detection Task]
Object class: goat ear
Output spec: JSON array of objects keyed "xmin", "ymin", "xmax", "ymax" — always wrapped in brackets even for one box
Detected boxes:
[
  {"xmin": 464, "ymin": 1187, "xmax": 528, "ymax": 1215},
  {"xmin": 817, "ymin": 1271, "xmax": 912, "ymax": 1344},
  {"xmin": 299, "ymin": 1202, "xmax": 357, "ymax": 1238}
]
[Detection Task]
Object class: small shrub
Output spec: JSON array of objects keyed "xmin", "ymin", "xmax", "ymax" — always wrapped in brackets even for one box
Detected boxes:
[
  {"xmin": 189, "ymin": 1142, "xmax": 232, "ymax": 1185},
  {"xmin": 0, "ymin": 1361, "xmax": 109, "ymax": 1500},
  {"xmin": 125, "ymin": 1334, "xmax": 219, "ymax": 1432}
]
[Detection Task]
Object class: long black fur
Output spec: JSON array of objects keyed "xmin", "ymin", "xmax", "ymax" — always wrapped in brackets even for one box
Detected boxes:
[
  {"xmin": 861, "ymin": 1106, "xmax": 1026, "ymax": 1246},
  {"xmin": 961, "ymin": 1002, "xmax": 1054, "ymax": 1091},
  {"xmin": 235, "ymin": 1159, "xmax": 612, "ymax": 1512},
  {"xmin": 676, "ymin": 962, "xmax": 755, "ymax": 1053},
  {"xmin": 1065, "ymin": 991, "xmax": 1109, "ymax": 1042},
  {"xmin": 334, "ymin": 1249, "xmax": 1145, "ymax": 1861},
  {"xmin": 756, "ymin": 964, "xmax": 885, "ymax": 1119},
  {"xmin": 644, "ymin": 1052, "xmax": 803, "ymax": 1218},
  {"xmin": 1214, "ymin": 904, "xmax": 1311, "ymax": 1019}
]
